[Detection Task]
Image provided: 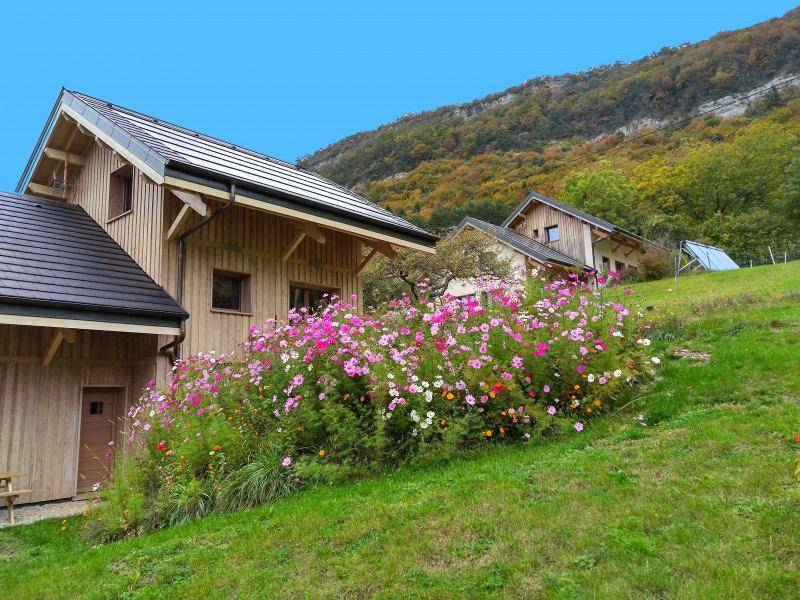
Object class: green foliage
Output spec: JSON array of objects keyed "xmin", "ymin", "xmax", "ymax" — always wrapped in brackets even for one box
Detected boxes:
[
  {"xmin": 219, "ymin": 444, "xmax": 296, "ymax": 512},
  {"xmin": 562, "ymin": 161, "xmax": 638, "ymax": 229}
]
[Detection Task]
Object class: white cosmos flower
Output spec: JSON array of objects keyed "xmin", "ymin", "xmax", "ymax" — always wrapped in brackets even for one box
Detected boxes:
[
  {"xmin": 587, "ymin": 374, "xmax": 595, "ymax": 382},
  {"xmin": 613, "ymin": 369, "xmax": 622, "ymax": 377},
  {"xmin": 651, "ymin": 356, "xmax": 661, "ymax": 364}
]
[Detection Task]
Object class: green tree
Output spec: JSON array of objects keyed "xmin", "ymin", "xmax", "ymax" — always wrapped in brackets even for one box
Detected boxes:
[{"xmin": 562, "ymin": 161, "xmax": 639, "ymax": 229}]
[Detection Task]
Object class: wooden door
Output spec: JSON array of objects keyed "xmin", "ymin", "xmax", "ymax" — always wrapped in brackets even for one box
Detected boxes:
[{"xmin": 76, "ymin": 388, "xmax": 120, "ymax": 494}]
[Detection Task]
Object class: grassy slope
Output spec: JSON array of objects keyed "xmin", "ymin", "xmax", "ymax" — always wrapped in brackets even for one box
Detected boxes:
[{"xmin": 2, "ymin": 263, "xmax": 799, "ymax": 599}]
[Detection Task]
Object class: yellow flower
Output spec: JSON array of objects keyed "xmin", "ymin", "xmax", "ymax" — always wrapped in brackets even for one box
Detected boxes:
[
  {"xmin": 319, "ymin": 450, "xmax": 325, "ymax": 456},
  {"xmin": 446, "ymin": 393, "xmax": 454, "ymax": 400},
  {"xmin": 61, "ymin": 519, "xmax": 66, "ymax": 524},
  {"xmin": 574, "ymin": 384, "xmax": 580, "ymax": 390}
]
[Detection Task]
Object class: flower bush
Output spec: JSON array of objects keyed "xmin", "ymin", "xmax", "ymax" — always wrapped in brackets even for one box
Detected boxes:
[{"xmin": 92, "ymin": 269, "xmax": 658, "ymax": 538}]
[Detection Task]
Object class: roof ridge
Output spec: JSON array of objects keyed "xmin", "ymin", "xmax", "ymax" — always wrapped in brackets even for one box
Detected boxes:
[{"xmin": 70, "ymin": 90, "xmax": 306, "ymax": 171}]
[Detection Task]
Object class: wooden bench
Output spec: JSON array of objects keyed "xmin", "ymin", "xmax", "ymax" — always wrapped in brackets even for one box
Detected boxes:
[{"xmin": 0, "ymin": 472, "xmax": 32, "ymax": 525}]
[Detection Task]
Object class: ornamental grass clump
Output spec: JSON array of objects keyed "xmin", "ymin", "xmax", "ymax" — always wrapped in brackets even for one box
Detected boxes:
[{"xmin": 94, "ymin": 268, "xmax": 658, "ymax": 538}]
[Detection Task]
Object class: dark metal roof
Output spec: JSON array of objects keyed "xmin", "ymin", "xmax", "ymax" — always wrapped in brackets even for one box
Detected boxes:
[
  {"xmin": 0, "ymin": 191, "xmax": 188, "ymax": 325},
  {"xmin": 35, "ymin": 90, "xmax": 435, "ymax": 247},
  {"xmin": 502, "ymin": 190, "xmax": 617, "ymax": 230},
  {"xmin": 456, "ymin": 217, "xmax": 586, "ymax": 268}
]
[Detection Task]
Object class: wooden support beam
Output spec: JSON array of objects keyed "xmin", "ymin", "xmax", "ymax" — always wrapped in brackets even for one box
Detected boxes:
[
  {"xmin": 27, "ymin": 182, "xmax": 58, "ymax": 196},
  {"xmin": 42, "ymin": 330, "xmax": 64, "ymax": 366},
  {"xmin": 355, "ymin": 248, "xmax": 379, "ymax": 277},
  {"xmin": 611, "ymin": 243, "xmax": 622, "ymax": 253},
  {"xmin": 170, "ymin": 189, "xmax": 208, "ymax": 216},
  {"xmin": 94, "ymin": 136, "xmax": 110, "ymax": 150},
  {"xmin": 167, "ymin": 204, "xmax": 193, "ymax": 241},
  {"xmin": 291, "ymin": 220, "xmax": 326, "ymax": 244},
  {"xmin": 625, "ymin": 247, "xmax": 637, "ymax": 257},
  {"xmin": 60, "ymin": 328, "xmax": 77, "ymax": 343},
  {"xmin": 42, "ymin": 148, "xmax": 86, "ymax": 166},
  {"xmin": 360, "ymin": 238, "xmax": 398, "ymax": 260},
  {"xmin": 76, "ymin": 123, "xmax": 88, "ymax": 135},
  {"xmin": 281, "ymin": 231, "xmax": 306, "ymax": 262},
  {"xmin": 112, "ymin": 150, "xmax": 129, "ymax": 166},
  {"xmin": 141, "ymin": 172, "xmax": 158, "ymax": 187}
]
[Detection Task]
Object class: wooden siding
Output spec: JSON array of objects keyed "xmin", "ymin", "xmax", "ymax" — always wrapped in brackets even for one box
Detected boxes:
[
  {"xmin": 73, "ymin": 143, "xmax": 164, "ymax": 280},
  {"xmin": 161, "ymin": 197, "xmax": 362, "ymax": 357},
  {"xmin": 0, "ymin": 325, "xmax": 157, "ymax": 503},
  {"xmin": 514, "ymin": 202, "xmax": 586, "ymax": 264}
]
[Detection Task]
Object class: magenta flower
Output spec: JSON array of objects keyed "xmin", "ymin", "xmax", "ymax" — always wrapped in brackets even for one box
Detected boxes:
[{"xmin": 547, "ymin": 406, "xmax": 556, "ymax": 415}]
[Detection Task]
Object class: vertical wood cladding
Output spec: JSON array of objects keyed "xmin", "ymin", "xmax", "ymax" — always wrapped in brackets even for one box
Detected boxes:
[
  {"xmin": 73, "ymin": 143, "xmax": 164, "ymax": 281},
  {"xmin": 161, "ymin": 196, "xmax": 362, "ymax": 357},
  {"xmin": 0, "ymin": 325, "xmax": 157, "ymax": 503},
  {"xmin": 515, "ymin": 202, "xmax": 586, "ymax": 264}
]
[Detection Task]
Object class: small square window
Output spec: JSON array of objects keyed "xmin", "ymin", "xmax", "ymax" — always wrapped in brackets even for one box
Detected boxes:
[
  {"xmin": 212, "ymin": 270, "xmax": 251, "ymax": 313},
  {"xmin": 545, "ymin": 225, "xmax": 560, "ymax": 242},
  {"xmin": 89, "ymin": 402, "xmax": 103, "ymax": 415},
  {"xmin": 109, "ymin": 165, "xmax": 134, "ymax": 220}
]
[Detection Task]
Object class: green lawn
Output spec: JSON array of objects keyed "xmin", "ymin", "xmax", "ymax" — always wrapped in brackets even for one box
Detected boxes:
[{"xmin": 2, "ymin": 263, "xmax": 799, "ymax": 599}]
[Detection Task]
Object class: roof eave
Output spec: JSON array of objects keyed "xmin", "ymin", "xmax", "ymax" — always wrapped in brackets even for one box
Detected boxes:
[{"xmin": 164, "ymin": 165, "xmax": 438, "ymax": 250}]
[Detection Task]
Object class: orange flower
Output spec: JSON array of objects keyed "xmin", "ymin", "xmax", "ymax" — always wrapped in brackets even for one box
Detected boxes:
[
  {"xmin": 486, "ymin": 430, "xmax": 493, "ymax": 437},
  {"xmin": 123, "ymin": 509, "xmax": 129, "ymax": 514},
  {"xmin": 499, "ymin": 428, "xmax": 505, "ymax": 433},
  {"xmin": 594, "ymin": 400, "xmax": 601, "ymax": 406},
  {"xmin": 586, "ymin": 408, "xmax": 592, "ymax": 413},
  {"xmin": 443, "ymin": 427, "xmax": 448, "ymax": 431},
  {"xmin": 61, "ymin": 520, "xmax": 66, "ymax": 524},
  {"xmin": 440, "ymin": 419, "xmax": 446, "ymax": 425},
  {"xmin": 489, "ymin": 391, "xmax": 496, "ymax": 398},
  {"xmin": 571, "ymin": 395, "xmax": 576, "ymax": 400},
  {"xmin": 60, "ymin": 526, "xmax": 65, "ymax": 531},
  {"xmin": 319, "ymin": 450, "xmax": 325, "ymax": 456},
  {"xmin": 446, "ymin": 393, "xmax": 454, "ymax": 400},
  {"xmin": 297, "ymin": 427, "xmax": 302, "ymax": 431},
  {"xmin": 574, "ymin": 384, "xmax": 580, "ymax": 390}
]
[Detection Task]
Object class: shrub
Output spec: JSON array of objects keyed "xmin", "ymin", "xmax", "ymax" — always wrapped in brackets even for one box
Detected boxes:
[
  {"xmin": 638, "ymin": 250, "xmax": 673, "ymax": 281},
  {"xmin": 91, "ymin": 269, "xmax": 658, "ymax": 538}
]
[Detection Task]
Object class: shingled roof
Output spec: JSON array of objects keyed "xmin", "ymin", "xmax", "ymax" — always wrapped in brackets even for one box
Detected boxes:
[
  {"xmin": 456, "ymin": 217, "xmax": 587, "ymax": 268},
  {"xmin": 18, "ymin": 90, "xmax": 437, "ymax": 250},
  {"xmin": 0, "ymin": 191, "xmax": 187, "ymax": 331}
]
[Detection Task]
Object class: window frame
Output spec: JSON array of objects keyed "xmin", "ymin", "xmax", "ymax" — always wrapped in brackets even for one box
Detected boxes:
[
  {"xmin": 211, "ymin": 269, "xmax": 253, "ymax": 315},
  {"xmin": 545, "ymin": 225, "xmax": 560, "ymax": 243},
  {"xmin": 108, "ymin": 165, "xmax": 135, "ymax": 222}
]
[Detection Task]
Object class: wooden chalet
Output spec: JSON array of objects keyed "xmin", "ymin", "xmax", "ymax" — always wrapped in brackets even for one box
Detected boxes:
[
  {"xmin": 447, "ymin": 191, "xmax": 647, "ymax": 298},
  {"xmin": 1, "ymin": 89, "xmax": 436, "ymax": 504}
]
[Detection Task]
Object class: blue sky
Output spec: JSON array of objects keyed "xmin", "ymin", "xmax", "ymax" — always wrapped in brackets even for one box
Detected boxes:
[{"xmin": 1, "ymin": 1, "xmax": 797, "ymax": 191}]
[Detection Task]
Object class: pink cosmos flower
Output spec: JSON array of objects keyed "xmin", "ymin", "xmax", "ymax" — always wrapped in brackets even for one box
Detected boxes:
[
  {"xmin": 282, "ymin": 457, "xmax": 292, "ymax": 467},
  {"xmin": 547, "ymin": 406, "xmax": 556, "ymax": 415},
  {"xmin": 574, "ymin": 422, "xmax": 584, "ymax": 432}
]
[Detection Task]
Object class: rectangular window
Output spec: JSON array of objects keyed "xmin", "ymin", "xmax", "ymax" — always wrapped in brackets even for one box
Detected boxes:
[
  {"xmin": 602, "ymin": 256, "xmax": 611, "ymax": 271},
  {"xmin": 108, "ymin": 165, "xmax": 134, "ymax": 220},
  {"xmin": 290, "ymin": 285, "xmax": 337, "ymax": 314},
  {"xmin": 545, "ymin": 225, "xmax": 559, "ymax": 242},
  {"xmin": 212, "ymin": 270, "xmax": 251, "ymax": 313}
]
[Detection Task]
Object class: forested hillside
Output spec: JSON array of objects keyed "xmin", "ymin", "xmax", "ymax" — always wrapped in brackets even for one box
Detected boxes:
[{"xmin": 299, "ymin": 7, "xmax": 800, "ymax": 261}]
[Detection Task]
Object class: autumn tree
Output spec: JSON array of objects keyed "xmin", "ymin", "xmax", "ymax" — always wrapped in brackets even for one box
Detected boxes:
[{"xmin": 362, "ymin": 229, "xmax": 515, "ymax": 307}]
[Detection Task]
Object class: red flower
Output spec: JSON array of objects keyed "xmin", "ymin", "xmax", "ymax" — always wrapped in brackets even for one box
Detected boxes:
[
  {"xmin": 796, "ymin": 434, "xmax": 800, "ymax": 442},
  {"xmin": 156, "ymin": 443, "xmax": 167, "ymax": 451},
  {"xmin": 213, "ymin": 445, "xmax": 222, "ymax": 451}
]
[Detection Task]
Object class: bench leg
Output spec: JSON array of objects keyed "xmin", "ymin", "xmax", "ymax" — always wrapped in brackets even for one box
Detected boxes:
[{"xmin": 6, "ymin": 498, "xmax": 13, "ymax": 525}]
